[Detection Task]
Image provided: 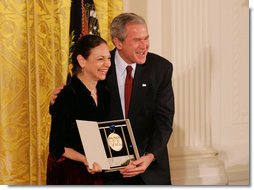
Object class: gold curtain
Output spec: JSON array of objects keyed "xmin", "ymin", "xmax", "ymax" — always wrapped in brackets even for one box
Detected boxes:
[
  {"xmin": 0, "ymin": 0, "xmax": 122, "ymax": 185},
  {"xmin": 94, "ymin": 0, "xmax": 123, "ymax": 50},
  {"xmin": 0, "ymin": 0, "xmax": 71, "ymax": 185}
]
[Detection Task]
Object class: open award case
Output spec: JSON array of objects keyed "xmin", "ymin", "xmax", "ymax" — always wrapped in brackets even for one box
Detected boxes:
[{"xmin": 76, "ymin": 119, "xmax": 140, "ymax": 172}]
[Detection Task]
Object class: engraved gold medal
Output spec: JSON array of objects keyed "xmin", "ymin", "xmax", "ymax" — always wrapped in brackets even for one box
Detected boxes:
[{"xmin": 107, "ymin": 132, "xmax": 123, "ymax": 151}]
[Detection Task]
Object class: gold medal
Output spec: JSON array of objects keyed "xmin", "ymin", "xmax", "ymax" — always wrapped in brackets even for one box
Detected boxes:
[{"xmin": 107, "ymin": 125, "xmax": 123, "ymax": 151}]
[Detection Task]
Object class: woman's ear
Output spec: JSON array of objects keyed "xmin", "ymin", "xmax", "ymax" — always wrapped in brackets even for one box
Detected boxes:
[{"xmin": 77, "ymin": 54, "xmax": 86, "ymax": 69}]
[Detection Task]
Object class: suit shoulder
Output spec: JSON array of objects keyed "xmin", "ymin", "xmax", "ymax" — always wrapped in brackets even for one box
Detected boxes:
[{"xmin": 147, "ymin": 52, "xmax": 173, "ymax": 69}]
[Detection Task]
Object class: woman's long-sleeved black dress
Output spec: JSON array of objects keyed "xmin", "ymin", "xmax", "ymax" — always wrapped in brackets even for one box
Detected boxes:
[{"xmin": 47, "ymin": 76, "xmax": 110, "ymax": 185}]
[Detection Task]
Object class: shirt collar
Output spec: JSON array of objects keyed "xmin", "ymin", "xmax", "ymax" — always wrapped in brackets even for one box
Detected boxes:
[{"xmin": 115, "ymin": 50, "xmax": 136, "ymax": 76}]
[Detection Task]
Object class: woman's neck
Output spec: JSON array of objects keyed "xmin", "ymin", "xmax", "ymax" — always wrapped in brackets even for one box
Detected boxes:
[
  {"xmin": 77, "ymin": 74, "xmax": 98, "ymax": 105},
  {"xmin": 78, "ymin": 75, "xmax": 97, "ymax": 90}
]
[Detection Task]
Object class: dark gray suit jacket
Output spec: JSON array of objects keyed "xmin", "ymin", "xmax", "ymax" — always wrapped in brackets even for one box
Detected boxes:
[{"xmin": 104, "ymin": 49, "xmax": 175, "ymax": 185}]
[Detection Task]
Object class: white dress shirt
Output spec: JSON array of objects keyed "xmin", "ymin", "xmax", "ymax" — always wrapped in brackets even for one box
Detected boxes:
[{"xmin": 114, "ymin": 50, "xmax": 136, "ymax": 118}]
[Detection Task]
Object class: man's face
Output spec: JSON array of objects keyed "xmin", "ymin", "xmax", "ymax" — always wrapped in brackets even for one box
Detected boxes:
[{"xmin": 117, "ymin": 23, "xmax": 149, "ymax": 64}]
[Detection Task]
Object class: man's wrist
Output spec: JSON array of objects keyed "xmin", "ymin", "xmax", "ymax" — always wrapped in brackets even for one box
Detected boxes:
[{"xmin": 144, "ymin": 152, "xmax": 156, "ymax": 162}]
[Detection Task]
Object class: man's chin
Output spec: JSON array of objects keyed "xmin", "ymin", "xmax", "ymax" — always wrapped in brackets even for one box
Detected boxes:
[{"xmin": 136, "ymin": 56, "xmax": 147, "ymax": 64}]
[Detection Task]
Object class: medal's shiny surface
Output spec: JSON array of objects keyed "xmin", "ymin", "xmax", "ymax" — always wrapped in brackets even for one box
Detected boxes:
[{"xmin": 107, "ymin": 132, "xmax": 123, "ymax": 151}]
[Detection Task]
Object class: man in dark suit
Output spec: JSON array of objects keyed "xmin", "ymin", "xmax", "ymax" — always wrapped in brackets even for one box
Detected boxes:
[{"xmin": 103, "ymin": 13, "xmax": 175, "ymax": 185}]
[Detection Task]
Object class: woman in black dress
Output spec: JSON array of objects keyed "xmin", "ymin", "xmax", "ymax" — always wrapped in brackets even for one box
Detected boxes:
[{"xmin": 47, "ymin": 35, "xmax": 111, "ymax": 185}]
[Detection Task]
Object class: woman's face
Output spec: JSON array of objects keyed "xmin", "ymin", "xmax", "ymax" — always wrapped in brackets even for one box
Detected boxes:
[{"xmin": 81, "ymin": 43, "xmax": 111, "ymax": 81}]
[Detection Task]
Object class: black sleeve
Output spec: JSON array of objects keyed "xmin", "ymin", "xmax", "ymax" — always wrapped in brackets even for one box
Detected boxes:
[
  {"xmin": 147, "ymin": 61, "xmax": 175, "ymax": 159},
  {"xmin": 48, "ymin": 88, "xmax": 76, "ymax": 160},
  {"xmin": 49, "ymin": 103, "xmax": 54, "ymax": 115}
]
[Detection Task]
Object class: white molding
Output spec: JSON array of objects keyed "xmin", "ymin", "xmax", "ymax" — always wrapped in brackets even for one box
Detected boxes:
[
  {"xmin": 170, "ymin": 148, "xmax": 228, "ymax": 185},
  {"xmin": 226, "ymin": 165, "xmax": 249, "ymax": 185}
]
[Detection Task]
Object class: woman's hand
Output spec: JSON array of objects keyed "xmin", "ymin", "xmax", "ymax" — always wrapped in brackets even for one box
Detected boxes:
[
  {"xmin": 86, "ymin": 162, "xmax": 102, "ymax": 174},
  {"xmin": 63, "ymin": 147, "xmax": 102, "ymax": 174}
]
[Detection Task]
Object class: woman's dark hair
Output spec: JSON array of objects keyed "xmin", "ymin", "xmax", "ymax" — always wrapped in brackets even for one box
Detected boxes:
[{"xmin": 71, "ymin": 34, "xmax": 107, "ymax": 75}]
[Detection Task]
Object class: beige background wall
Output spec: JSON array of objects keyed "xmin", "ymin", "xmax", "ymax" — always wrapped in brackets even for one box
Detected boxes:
[{"xmin": 123, "ymin": 0, "xmax": 249, "ymax": 185}]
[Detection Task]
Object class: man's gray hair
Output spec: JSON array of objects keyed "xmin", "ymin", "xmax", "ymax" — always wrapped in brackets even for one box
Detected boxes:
[{"xmin": 110, "ymin": 13, "xmax": 146, "ymax": 42}]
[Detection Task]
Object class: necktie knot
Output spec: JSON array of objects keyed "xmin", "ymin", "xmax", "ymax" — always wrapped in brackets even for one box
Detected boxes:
[{"xmin": 126, "ymin": 65, "xmax": 133, "ymax": 77}]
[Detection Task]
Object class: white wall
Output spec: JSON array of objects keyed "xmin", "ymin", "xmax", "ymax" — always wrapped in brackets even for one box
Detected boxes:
[
  {"xmin": 209, "ymin": 0, "xmax": 249, "ymax": 184},
  {"xmin": 123, "ymin": 0, "xmax": 249, "ymax": 185}
]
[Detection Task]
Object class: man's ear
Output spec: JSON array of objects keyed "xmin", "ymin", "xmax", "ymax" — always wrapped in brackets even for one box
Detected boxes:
[{"xmin": 112, "ymin": 38, "xmax": 123, "ymax": 49}]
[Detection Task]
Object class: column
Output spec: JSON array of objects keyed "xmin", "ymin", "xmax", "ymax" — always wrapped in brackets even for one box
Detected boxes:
[{"xmin": 162, "ymin": 0, "xmax": 228, "ymax": 185}]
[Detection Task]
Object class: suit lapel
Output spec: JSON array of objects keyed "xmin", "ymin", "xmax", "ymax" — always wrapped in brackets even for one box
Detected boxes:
[{"xmin": 129, "ymin": 63, "xmax": 146, "ymax": 117}]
